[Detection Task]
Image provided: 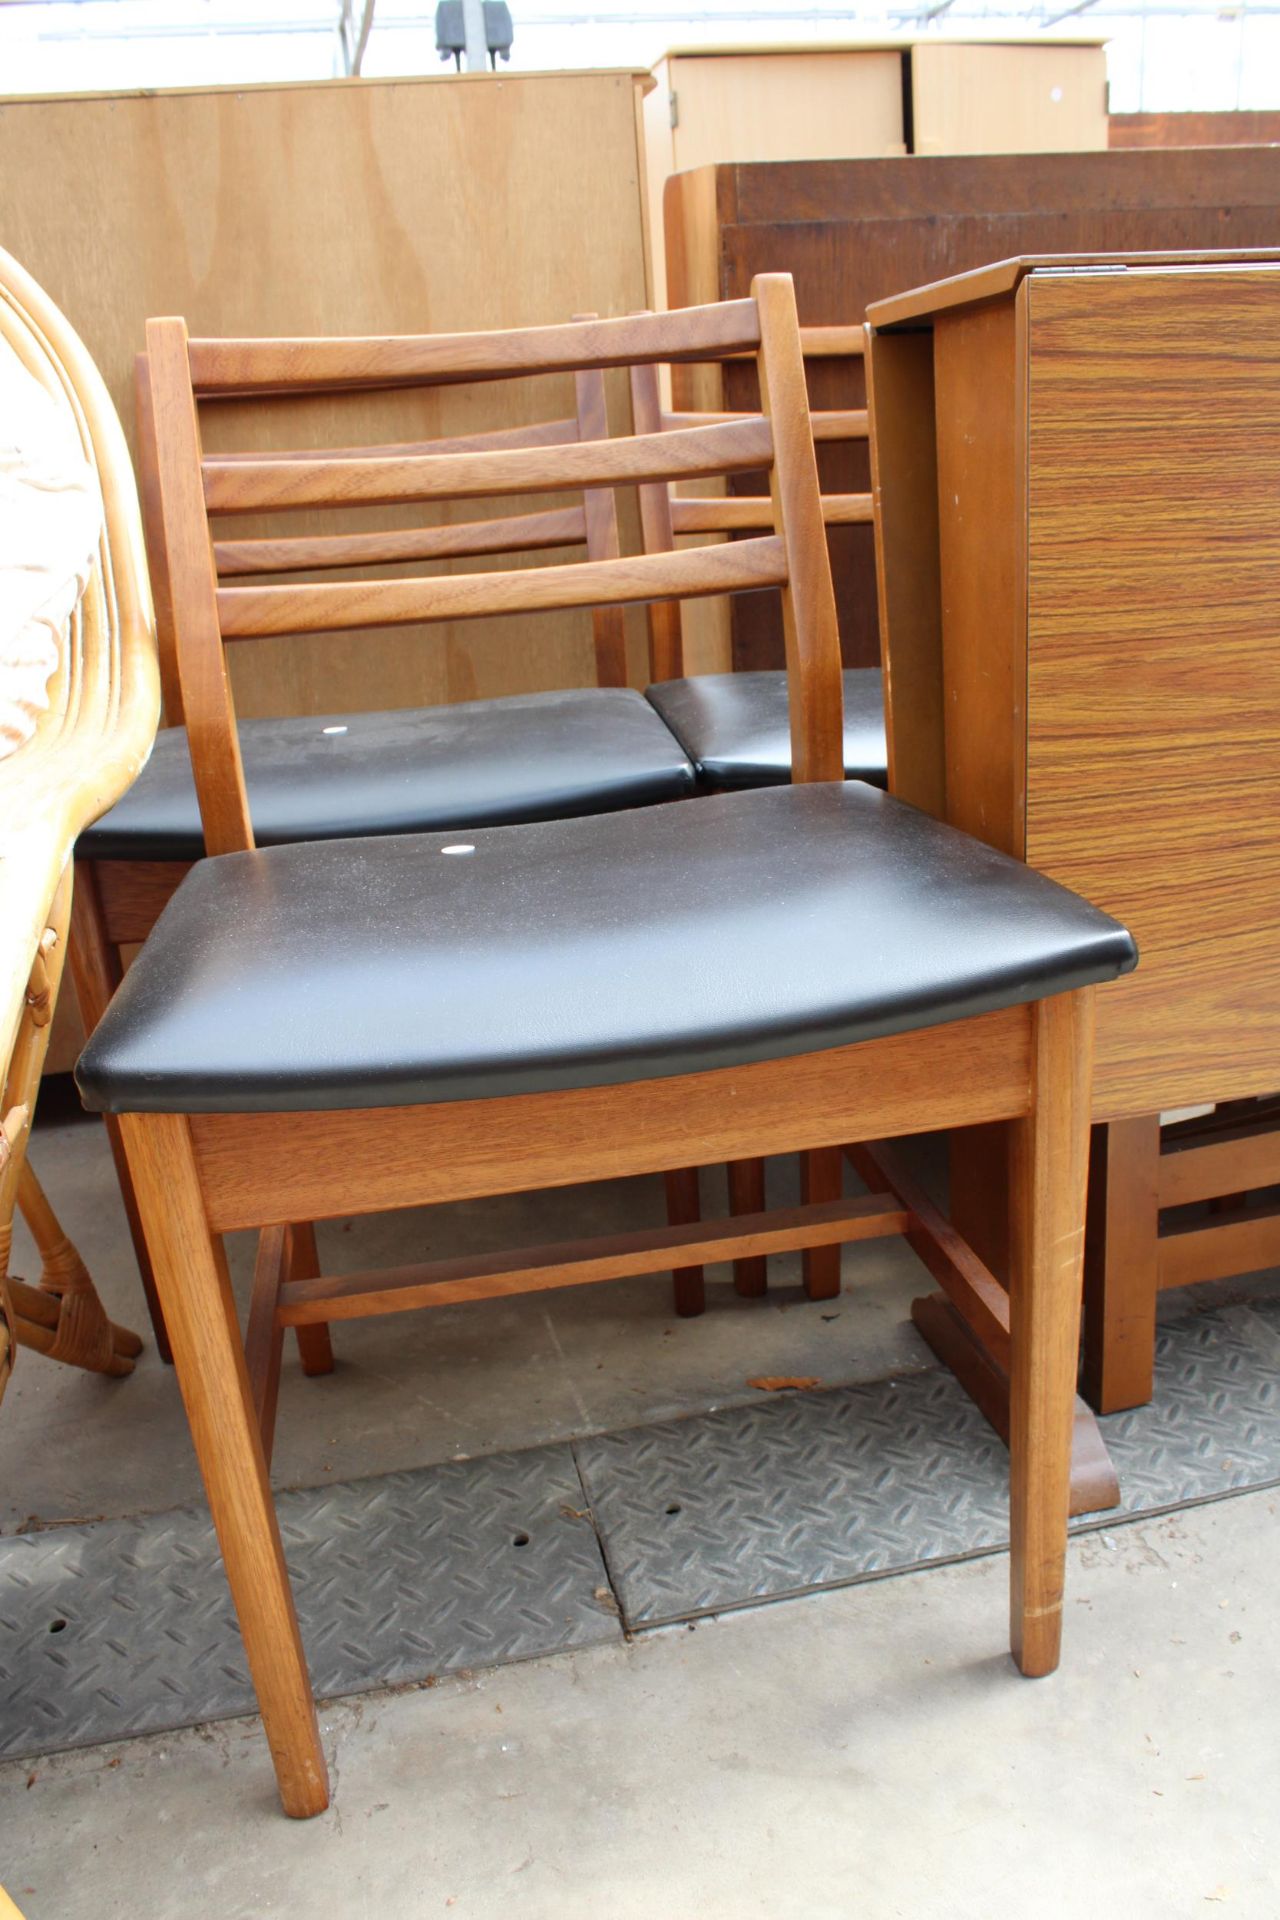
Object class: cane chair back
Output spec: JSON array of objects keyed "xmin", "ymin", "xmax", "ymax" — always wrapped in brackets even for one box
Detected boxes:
[{"xmin": 0, "ymin": 246, "xmax": 157, "ymax": 1381}]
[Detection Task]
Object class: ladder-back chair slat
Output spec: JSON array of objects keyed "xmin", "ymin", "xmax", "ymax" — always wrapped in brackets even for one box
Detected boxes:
[
  {"xmin": 200, "ymin": 417, "xmax": 775, "ymax": 515},
  {"xmin": 217, "ymin": 538, "xmax": 790, "ymax": 640},
  {"xmin": 212, "ymin": 504, "xmax": 591, "ymax": 579},
  {"xmin": 185, "ymin": 300, "xmax": 763, "ymax": 394}
]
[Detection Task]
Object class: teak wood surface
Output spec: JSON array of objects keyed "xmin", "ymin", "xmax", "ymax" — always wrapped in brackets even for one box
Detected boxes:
[
  {"xmin": 869, "ymin": 253, "xmax": 1280, "ymax": 1412},
  {"xmin": 113, "ymin": 283, "xmax": 1102, "ymax": 1816}
]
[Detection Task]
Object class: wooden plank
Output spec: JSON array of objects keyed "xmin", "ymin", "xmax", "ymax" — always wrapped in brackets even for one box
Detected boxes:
[
  {"xmin": 932, "ymin": 293, "xmax": 1027, "ymax": 859},
  {"xmin": 278, "ymin": 1195, "xmax": 910, "ymax": 1323},
  {"xmin": 0, "ymin": 72, "xmax": 654, "ymax": 716},
  {"xmin": 1158, "ymin": 1207, "xmax": 1280, "ymax": 1291},
  {"xmin": 1159, "ymin": 1130, "xmax": 1280, "ymax": 1209},
  {"xmin": 866, "ymin": 325, "xmax": 943, "ymax": 817},
  {"xmin": 190, "ymin": 1004, "xmax": 1033, "ymax": 1234},
  {"xmin": 1081, "ymin": 1117, "xmax": 1160, "ymax": 1414},
  {"xmin": 1109, "ymin": 110, "xmax": 1280, "ymax": 149}
]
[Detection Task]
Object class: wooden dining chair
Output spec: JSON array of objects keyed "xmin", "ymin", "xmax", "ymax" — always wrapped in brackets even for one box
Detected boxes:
[
  {"xmin": 75, "ymin": 277, "xmax": 1136, "ymax": 1817},
  {"xmin": 69, "ymin": 356, "xmax": 695, "ymax": 1358}
]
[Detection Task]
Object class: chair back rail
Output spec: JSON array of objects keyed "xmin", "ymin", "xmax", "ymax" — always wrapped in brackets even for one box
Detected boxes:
[
  {"xmin": 136, "ymin": 357, "xmax": 631, "ymax": 703},
  {"xmin": 184, "ymin": 300, "xmax": 764, "ymax": 394},
  {"xmin": 145, "ymin": 275, "xmax": 841, "ymax": 859}
]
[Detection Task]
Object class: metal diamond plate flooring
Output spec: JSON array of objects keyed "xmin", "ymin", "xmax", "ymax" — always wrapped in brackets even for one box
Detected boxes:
[
  {"xmin": 576, "ymin": 1367, "xmax": 1011, "ymax": 1626},
  {"xmin": 4, "ymin": 1301, "xmax": 1280, "ymax": 1761},
  {"xmin": 0, "ymin": 1446, "xmax": 615, "ymax": 1761}
]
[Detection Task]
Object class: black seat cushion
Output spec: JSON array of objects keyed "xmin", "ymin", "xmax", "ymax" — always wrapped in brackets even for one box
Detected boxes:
[
  {"xmin": 646, "ymin": 669, "xmax": 887, "ymax": 790},
  {"xmin": 76, "ymin": 782, "xmax": 1136, "ymax": 1117},
  {"xmin": 77, "ymin": 689, "xmax": 697, "ymax": 860}
]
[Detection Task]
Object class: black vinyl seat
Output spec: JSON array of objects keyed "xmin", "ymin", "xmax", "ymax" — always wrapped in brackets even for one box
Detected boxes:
[
  {"xmin": 77, "ymin": 781, "xmax": 1137, "ymax": 1117},
  {"xmin": 646, "ymin": 669, "xmax": 888, "ymax": 792},
  {"xmin": 77, "ymin": 688, "xmax": 697, "ymax": 860}
]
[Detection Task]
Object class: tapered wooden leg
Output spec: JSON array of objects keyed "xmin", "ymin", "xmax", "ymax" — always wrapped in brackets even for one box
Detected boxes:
[
  {"xmin": 801, "ymin": 1147, "xmax": 842, "ymax": 1300},
  {"xmin": 728, "ymin": 1159, "xmax": 767, "ymax": 1297},
  {"xmin": 287, "ymin": 1222, "xmax": 334, "ymax": 1376},
  {"xmin": 1008, "ymin": 989, "xmax": 1094, "ymax": 1679},
  {"xmin": 1080, "ymin": 1116, "xmax": 1160, "ymax": 1414},
  {"xmin": 68, "ymin": 865, "xmax": 172, "ymax": 1362},
  {"xmin": 664, "ymin": 1168, "xmax": 705, "ymax": 1316},
  {"xmin": 119, "ymin": 1111, "xmax": 328, "ymax": 1817}
]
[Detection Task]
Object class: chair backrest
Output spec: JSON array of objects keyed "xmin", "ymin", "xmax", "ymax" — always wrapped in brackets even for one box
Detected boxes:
[
  {"xmin": 145, "ymin": 274, "xmax": 843, "ymax": 859},
  {"xmin": 631, "ymin": 325, "xmax": 872, "ymax": 680},
  {"xmin": 135, "ymin": 346, "xmax": 630, "ymax": 728}
]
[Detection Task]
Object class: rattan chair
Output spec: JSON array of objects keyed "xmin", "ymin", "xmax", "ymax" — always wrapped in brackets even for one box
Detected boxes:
[{"xmin": 0, "ymin": 246, "xmax": 159, "ymax": 1385}]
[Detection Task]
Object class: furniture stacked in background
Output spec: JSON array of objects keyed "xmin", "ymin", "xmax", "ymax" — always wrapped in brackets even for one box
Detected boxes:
[
  {"xmin": 643, "ymin": 38, "xmax": 1110, "ymax": 307},
  {"xmin": 75, "ymin": 282, "xmax": 1133, "ymax": 1815},
  {"xmin": 662, "ymin": 145, "xmax": 1280, "ymax": 681},
  {"xmin": 866, "ymin": 253, "xmax": 1280, "ymax": 1464},
  {"xmin": 0, "ymin": 247, "xmax": 159, "ymax": 1387}
]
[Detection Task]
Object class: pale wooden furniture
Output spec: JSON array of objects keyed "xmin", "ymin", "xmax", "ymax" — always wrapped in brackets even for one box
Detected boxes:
[
  {"xmin": 867, "ymin": 251, "xmax": 1280, "ymax": 1428},
  {"xmin": 0, "ymin": 70, "xmax": 655, "ymax": 742},
  {"xmin": 73, "ymin": 358, "xmax": 687, "ymax": 1358},
  {"xmin": 644, "ymin": 40, "xmax": 1107, "ymax": 309},
  {"xmin": 76, "ymin": 281, "xmax": 1134, "ymax": 1815},
  {"xmin": 0, "ymin": 246, "xmax": 159, "ymax": 1381}
]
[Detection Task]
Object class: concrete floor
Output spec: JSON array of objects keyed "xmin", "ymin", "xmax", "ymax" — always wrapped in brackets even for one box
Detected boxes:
[
  {"xmin": 3, "ymin": 1101, "xmax": 1280, "ymax": 1917},
  {"xmin": 2, "ymin": 1493, "xmax": 1277, "ymax": 1919}
]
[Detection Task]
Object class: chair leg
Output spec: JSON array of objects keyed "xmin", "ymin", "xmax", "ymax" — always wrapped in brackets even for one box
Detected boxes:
[
  {"xmin": 801, "ymin": 1147, "xmax": 843, "ymax": 1300},
  {"xmin": 1008, "ymin": 988, "xmax": 1094, "ymax": 1679},
  {"xmin": 664, "ymin": 1168, "xmax": 705, "ymax": 1316},
  {"xmin": 119, "ymin": 1110, "xmax": 329, "ymax": 1818},
  {"xmin": 727, "ymin": 1159, "xmax": 767, "ymax": 1296},
  {"xmin": 68, "ymin": 865, "xmax": 173, "ymax": 1362},
  {"xmin": 287, "ymin": 1222, "xmax": 335, "ymax": 1376},
  {"xmin": 1080, "ymin": 1116, "xmax": 1160, "ymax": 1414}
]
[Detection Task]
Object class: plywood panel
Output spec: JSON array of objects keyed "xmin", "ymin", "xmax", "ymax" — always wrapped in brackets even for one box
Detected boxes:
[
  {"xmin": 1023, "ymin": 266, "xmax": 1280, "ymax": 1116},
  {"xmin": 911, "ymin": 43, "xmax": 1107, "ymax": 157},
  {"xmin": 0, "ymin": 72, "xmax": 652, "ymax": 716}
]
